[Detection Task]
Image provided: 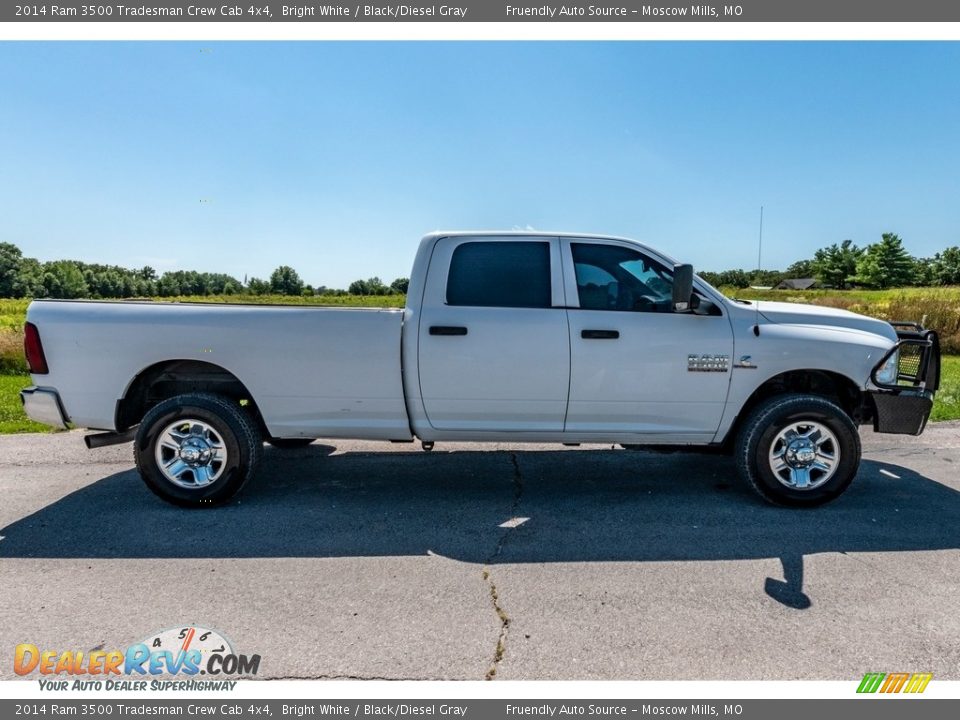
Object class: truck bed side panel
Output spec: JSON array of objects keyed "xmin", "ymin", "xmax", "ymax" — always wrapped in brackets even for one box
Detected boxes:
[{"xmin": 27, "ymin": 301, "xmax": 412, "ymax": 440}]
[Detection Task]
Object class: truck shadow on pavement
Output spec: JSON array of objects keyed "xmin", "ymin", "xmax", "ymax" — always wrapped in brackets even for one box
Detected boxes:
[{"xmin": 2, "ymin": 446, "xmax": 959, "ymax": 609}]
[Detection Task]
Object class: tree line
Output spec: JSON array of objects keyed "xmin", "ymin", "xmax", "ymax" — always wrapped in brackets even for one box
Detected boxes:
[
  {"xmin": 0, "ymin": 242, "xmax": 410, "ymax": 299},
  {"xmin": 1, "ymin": 232, "xmax": 958, "ymax": 300},
  {"xmin": 700, "ymin": 233, "xmax": 960, "ymax": 290}
]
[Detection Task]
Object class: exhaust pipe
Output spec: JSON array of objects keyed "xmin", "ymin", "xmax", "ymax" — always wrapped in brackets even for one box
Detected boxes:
[{"xmin": 84, "ymin": 428, "xmax": 137, "ymax": 449}]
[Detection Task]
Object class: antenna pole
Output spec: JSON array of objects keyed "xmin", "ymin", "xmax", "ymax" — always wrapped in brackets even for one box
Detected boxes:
[
  {"xmin": 757, "ymin": 205, "xmax": 764, "ymax": 274},
  {"xmin": 754, "ymin": 206, "xmax": 763, "ymax": 336}
]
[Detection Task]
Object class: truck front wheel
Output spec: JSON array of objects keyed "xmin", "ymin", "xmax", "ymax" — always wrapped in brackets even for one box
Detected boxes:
[
  {"xmin": 134, "ymin": 393, "xmax": 263, "ymax": 507},
  {"xmin": 735, "ymin": 393, "xmax": 861, "ymax": 507}
]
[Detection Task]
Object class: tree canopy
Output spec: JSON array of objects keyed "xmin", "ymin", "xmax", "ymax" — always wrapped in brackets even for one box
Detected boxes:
[
  {"xmin": 812, "ymin": 240, "xmax": 860, "ymax": 289},
  {"xmin": 855, "ymin": 233, "xmax": 916, "ymax": 289},
  {"xmin": 269, "ymin": 265, "xmax": 304, "ymax": 296}
]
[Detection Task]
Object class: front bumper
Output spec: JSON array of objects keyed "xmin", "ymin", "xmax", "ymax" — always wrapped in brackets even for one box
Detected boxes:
[
  {"xmin": 868, "ymin": 323, "xmax": 940, "ymax": 435},
  {"xmin": 20, "ymin": 387, "xmax": 69, "ymax": 429}
]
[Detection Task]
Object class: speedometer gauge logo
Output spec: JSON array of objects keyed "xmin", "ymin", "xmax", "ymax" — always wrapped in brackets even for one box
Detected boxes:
[{"xmin": 141, "ymin": 626, "xmax": 234, "ymax": 674}]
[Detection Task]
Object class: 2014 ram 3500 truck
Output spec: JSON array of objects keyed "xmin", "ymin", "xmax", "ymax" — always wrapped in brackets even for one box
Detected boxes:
[{"xmin": 21, "ymin": 232, "xmax": 940, "ymax": 507}]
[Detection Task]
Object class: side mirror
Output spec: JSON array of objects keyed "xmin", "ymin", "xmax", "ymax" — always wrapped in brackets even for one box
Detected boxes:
[{"xmin": 672, "ymin": 263, "xmax": 694, "ymax": 312}]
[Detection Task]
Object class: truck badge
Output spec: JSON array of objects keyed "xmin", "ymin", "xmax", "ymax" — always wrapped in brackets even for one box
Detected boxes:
[{"xmin": 687, "ymin": 354, "xmax": 730, "ymax": 372}]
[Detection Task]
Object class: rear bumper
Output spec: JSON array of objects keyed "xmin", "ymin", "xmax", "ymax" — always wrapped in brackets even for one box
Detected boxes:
[
  {"xmin": 868, "ymin": 323, "xmax": 940, "ymax": 436},
  {"xmin": 20, "ymin": 387, "xmax": 68, "ymax": 429}
]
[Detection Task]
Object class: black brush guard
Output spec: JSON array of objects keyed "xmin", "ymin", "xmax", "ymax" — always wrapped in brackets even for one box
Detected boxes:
[{"xmin": 868, "ymin": 322, "xmax": 940, "ymax": 435}]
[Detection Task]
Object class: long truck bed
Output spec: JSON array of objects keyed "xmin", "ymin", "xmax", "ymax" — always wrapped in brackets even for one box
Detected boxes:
[{"xmin": 26, "ymin": 300, "xmax": 413, "ymax": 440}]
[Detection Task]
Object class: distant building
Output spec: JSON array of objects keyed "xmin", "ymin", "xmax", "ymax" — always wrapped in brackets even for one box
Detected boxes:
[{"xmin": 773, "ymin": 278, "xmax": 819, "ymax": 290}]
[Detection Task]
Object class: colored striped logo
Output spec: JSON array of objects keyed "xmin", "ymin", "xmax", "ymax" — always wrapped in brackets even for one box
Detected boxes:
[{"xmin": 857, "ymin": 672, "xmax": 932, "ymax": 694}]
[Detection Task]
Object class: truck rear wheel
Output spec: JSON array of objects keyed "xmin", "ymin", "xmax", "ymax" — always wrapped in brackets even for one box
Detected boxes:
[
  {"xmin": 735, "ymin": 393, "xmax": 860, "ymax": 507},
  {"xmin": 134, "ymin": 393, "xmax": 263, "ymax": 507}
]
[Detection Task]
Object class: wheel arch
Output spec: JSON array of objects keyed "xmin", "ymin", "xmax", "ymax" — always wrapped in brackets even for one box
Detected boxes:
[
  {"xmin": 720, "ymin": 368, "xmax": 864, "ymax": 448},
  {"xmin": 116, "ymin": 359, "xmax": 266, "ymax": 435}
]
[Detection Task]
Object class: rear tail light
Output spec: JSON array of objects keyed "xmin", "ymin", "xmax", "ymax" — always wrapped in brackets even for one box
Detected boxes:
[{"xmin": 24, "ymin": 322, "xmax": 49, "ymax": 375}]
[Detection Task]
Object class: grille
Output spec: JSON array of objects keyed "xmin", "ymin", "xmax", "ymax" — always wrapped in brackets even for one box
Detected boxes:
[
  {"xmin": 898, "ymin": 344, "xmax": 924, "ymax": 382},
  {"xmin": 886, "ymin": 324, "xmax": 940, "ymax": 391}
]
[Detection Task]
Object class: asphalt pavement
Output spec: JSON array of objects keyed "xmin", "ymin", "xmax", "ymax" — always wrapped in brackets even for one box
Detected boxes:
[{"xmin": 1, "ymin": 425, "xmax": 959, "ymax": 681}]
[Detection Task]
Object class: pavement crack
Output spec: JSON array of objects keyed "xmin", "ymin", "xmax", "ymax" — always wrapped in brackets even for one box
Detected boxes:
[
  {"xmin": 481, "ymin": 451, "xmax": 524, "ymax": 681},
  {"xmin": 482, "ymin": 568, "xmax": 510, "ymax": 681}
]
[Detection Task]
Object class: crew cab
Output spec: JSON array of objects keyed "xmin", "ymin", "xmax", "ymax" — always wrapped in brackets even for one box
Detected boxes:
[{"xmin": 21, "ymin": 232, "xmax": 940, "ymax": 507}]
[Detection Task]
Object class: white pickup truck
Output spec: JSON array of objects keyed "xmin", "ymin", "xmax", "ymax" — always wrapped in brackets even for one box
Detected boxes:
[{"xmin": 21, "ymin": 232, "xmax": 940, "ymax": 508}]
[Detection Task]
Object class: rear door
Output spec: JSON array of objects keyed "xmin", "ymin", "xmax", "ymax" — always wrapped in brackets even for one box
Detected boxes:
[
  {"xmin": 562, "ymin": 238, "xmax": 734, "ymax": 438},
  {"xmin": 417, "ymin": 236, "xmax": 570, "ymax": 432}
]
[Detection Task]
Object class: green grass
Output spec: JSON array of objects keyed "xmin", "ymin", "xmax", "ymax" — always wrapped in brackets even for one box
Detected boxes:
[
  {"xmin": 164, "ymin": 293, "xmax": 406, "ymax": 307},
  {"xmin": 930, "ymin": 355, "xmax": 960, "ymax": 422},
  {"xmin": 0, "ymin": 293, "xmax": 402, "ymax": 327},
  {"xmin": 716, "ymin": 285, "xmax": 959, "ymax": 304},
  {"xmin": 0, "ymin": 374, "xmax": 52, "ymax": 433}
]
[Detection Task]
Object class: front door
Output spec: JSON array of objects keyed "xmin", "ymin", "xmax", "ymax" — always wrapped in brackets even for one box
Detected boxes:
[{"xmin": 562, "ymin": 239, "xmax": 734, "ymax": 438}]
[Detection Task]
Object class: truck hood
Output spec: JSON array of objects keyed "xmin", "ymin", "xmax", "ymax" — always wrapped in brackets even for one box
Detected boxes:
[{"xmin": 756, "ymin": 300, "xmax": 898, "ymax": 342}]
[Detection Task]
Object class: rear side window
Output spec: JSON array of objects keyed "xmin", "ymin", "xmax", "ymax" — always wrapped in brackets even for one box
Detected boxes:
[{"xmin": 446, "ymin": 241, "xmax": 552, "ymax": 308}]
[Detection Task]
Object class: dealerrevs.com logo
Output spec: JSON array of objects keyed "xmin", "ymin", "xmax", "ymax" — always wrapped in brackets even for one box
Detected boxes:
[{"xmin": 14, "ymin": 626, "xmax": 260, "ymax": 691}]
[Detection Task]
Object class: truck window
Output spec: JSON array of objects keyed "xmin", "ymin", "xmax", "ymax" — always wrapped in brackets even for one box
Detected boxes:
[
  {"xmin": 572, "ymin": 243, "xmax": 674, "ymax": 313},
  {"xmin": 446, "ymin": 241, "xmax": 552, "ymax": 308}
]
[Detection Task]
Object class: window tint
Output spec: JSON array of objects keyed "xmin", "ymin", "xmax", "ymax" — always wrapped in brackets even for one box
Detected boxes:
[
  {"xmin": 572, "ymin": 243, "xmax": 674, "ymax": 312},
  {"xmin": 447, "ymin": 241, "xmax": 552, "ymax": 308}
]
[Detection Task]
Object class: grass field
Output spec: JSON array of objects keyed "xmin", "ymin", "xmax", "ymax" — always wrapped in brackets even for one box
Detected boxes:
[
  {"xmin": 0, "ymin": 291, "xmax": 958, "ymax": 432},
  {"xmin": 930, "ymin": 355, "xmax": 960, "ymax": 422},
  {"xmin": 0, "ymin": 375, "xmax": 49, "ymax": 433}
]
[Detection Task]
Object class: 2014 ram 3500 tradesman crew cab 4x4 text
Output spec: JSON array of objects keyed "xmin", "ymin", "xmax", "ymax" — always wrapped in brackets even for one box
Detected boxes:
[{"xmin": 21, "ymin": 232, "xmax": 941, "ymax": 507}]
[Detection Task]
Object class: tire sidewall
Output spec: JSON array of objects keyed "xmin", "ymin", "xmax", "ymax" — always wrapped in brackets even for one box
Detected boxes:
[
  {"xmin": 744, "ymin": 396, "xmax": 861, "ymax": 507},
  {"xmin": 136, "ymin": 398, "xmax": 250, "ymax": 506}
]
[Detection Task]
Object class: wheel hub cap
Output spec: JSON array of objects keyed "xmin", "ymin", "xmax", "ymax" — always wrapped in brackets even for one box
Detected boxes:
[
  {"xmin": 154, "ymin": 419, "xmax": 227, "ymax": 489},
  {"xmin": 179, "ymin": 438, "xmax": 213, "ymax": 466},
  {"xmin": 768, "ymin": 421, "xmax": 840, "ymax": 490},
  {"xmin": 785, "ymin": 439, "xmax": 817, "ymax": 467}
]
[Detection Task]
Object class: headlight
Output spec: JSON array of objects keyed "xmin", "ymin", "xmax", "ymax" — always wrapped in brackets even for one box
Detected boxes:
[{"xmin": 875, "ymin": 350, "xmax": 899, "ymax": 385}]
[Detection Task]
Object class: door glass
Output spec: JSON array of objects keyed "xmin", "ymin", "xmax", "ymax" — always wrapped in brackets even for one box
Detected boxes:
[
  {"xmin": 572, "ymin": 243, "xmax": 674, "ymax": 312},
  {"xmin": 447, "ymin": 241, "xmax": 552, "ymax": 308}
]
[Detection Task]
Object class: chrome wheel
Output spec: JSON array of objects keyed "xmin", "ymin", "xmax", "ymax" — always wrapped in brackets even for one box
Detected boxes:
[
  {"xmin": 767, "ymin": 420, "xmax": 840, "ymax": 490},
  {"xmin": 154, "ymin": 419, "xmax": 228, "ymax": 489}
]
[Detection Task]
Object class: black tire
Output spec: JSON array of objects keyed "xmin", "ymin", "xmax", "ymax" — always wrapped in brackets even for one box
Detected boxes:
[
  {"xmin": 134, "ymin": 393, "xmax": 263, "ymax": 507},
  {"xmin": 735, "ymin": 393, "xmax": 861, "ymax": 507},
  {"xmin": 266, "ymin": 437, "xmax": 314, "ymax": 449}
]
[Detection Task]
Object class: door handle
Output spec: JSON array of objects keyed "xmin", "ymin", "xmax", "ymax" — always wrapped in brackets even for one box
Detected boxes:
[
  {"xmin": 430, "ymin": 325, "xmax": 468, "ymax": 336},
  {"xmin": 581, "ymin": 329, "xmax": 619, "ymax": 339}
]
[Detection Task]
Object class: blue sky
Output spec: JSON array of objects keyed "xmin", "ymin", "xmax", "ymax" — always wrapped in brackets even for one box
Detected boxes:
[{"xmin": 1, "ymin": 41, "xmax": 958, "ymax": 287}]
